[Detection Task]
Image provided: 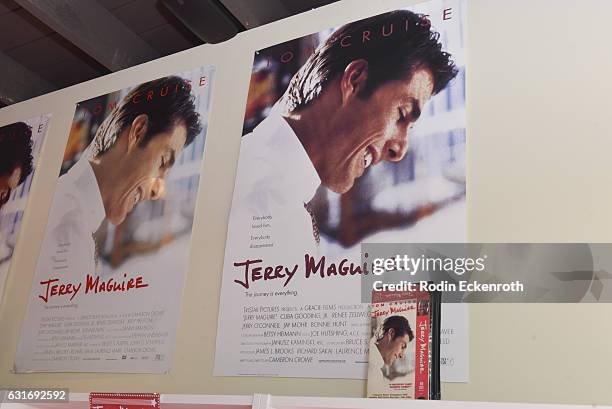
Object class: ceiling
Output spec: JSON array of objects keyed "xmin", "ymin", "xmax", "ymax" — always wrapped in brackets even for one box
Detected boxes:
[{"xmin": 0, "ymin": 0, "xmax": 338, "ymax": 107}]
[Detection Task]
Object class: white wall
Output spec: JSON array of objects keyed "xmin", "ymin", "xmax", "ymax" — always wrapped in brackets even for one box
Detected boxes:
[{"xmin": 1, "ymin": 0, "xmax": 612, "ymax": 405}]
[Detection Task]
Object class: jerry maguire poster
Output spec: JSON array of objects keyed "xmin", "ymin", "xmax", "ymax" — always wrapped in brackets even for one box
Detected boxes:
[
  {"xmin": 15, "ymin": 65, "xmax": 215, "ymax": 373},
  {"xmin": 0, "ymin": 114, "xmax": 51, "ymax": 305},
  {"xmin": 215, "ymin": 0, "xmax": 468, "ymax": 381}
]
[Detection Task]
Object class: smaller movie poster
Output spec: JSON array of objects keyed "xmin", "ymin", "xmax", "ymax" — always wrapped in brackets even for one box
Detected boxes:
[
  {"xmin": 0, "ymin": 114, "xmax": 51, "ymax": 304},
  {"xmin": 15, "ymin": 65, "xmax": 214, "ymax": 373},
  {"xmin": 367, "ymin": 290, "xmax": 440, "ymax": 399}
]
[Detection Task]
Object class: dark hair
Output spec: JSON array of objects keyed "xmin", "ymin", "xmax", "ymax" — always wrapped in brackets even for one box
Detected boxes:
[
  {"xmin": 380, "ymin": 315, "xmax": 414, "ymax": 342},
  {"xmin": 0, "ymin": 121, "xmax": 34, "ymax": 184},
  {"xmin": 90, "ymin": 76, "xmax": 202, "ymax": 157},
  {"xmin": 281, "ymin": 10, "xmax": 458, "ymax": 112}
]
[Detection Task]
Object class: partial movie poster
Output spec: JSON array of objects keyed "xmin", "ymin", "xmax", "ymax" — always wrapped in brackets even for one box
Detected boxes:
[
  {"xmin": 0, "ymin": 114, "xmax": 51, "ymax": 304},
  {"xmin": 15, "ymin": 65, "xmax": 214, "ymax": 373},
  {"xmin": 215, "ymin": 0, "xmax": 467, "ymax": 379}
]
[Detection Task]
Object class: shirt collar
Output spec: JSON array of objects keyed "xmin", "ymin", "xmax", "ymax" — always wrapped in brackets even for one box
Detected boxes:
[
  {"xmin": 67, "ymin": 156, "xmax": 106, "ymax": 234},
  {"xmin": 369, "ymin": 337, "xmax": 385, "ymax": 369},
  {"xmin": 256, "ymin": 110, "xmax": 321, "ymax": 203}
]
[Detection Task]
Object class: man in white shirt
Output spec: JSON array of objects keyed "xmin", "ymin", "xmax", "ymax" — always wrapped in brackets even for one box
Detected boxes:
[
  {"xmin": 0, "ymin": 122, "xmax": 33, "ymax": 211},
  {"xmin": 226, "ymin": 10, "xmax": 458, "ymax": 266},
  {"xmin": 367, "ymin": 315, "xmax": 414, "ymax": 390},
  {"xmin": 0, "ymin": 122, "xmax": 34, "ymax": 281},
  {"xmin": 37, "ymin": 76, "xmax": 202, "ymax": 278}
]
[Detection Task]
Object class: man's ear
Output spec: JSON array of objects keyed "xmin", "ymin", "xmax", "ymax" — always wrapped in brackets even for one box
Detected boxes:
[
  {"xmin": 127, "ymin": 114, "xmax": 149, "ymax": 152},
  {"xmin": 340, "ymin": 59, "xmax": 369, "ymax": 104},
  {"xmin": 387, "ymin": 328, "xmax": 396, "ymax": 340},
  {"xmin": 9, "ymin": 166, "xmax": 22, "ymax": 186}
]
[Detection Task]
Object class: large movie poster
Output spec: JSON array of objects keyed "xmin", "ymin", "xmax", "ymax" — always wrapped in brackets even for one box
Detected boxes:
[
  {"xmin": 0, "ymin": 114, "xmax": 51, "ymax": 304},
  {"xmin": 15, "ymin": 65, "xmax": 215, "ymax": 373},
  {"xmin": 215, "ymin": 0, "xmax": 467, "ymax": 380}
]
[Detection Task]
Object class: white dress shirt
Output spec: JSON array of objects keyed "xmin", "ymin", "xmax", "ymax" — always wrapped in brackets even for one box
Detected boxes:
[
  {"xmin": 223, "ymin": 110, "xmax": 321, "ymax": 283},
  {"xmin": 367, "ymin": 336, "xmax": 390, "ymax": 395},
  {"xmin": 37, "ymin": 157, "xmax": 106, "ymax": 279}
]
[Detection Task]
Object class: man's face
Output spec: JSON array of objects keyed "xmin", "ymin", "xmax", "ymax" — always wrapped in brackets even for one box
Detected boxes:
[
  {"xmin": 0, "ymin": 167, "xmax": 22, "ymax": 210},
  {"xmin": 382, "ymin": 331, "xmax": 411, "ymax": 366},
  {"xmin": 321, "ymin": 66, "xmax": 434, "ymax": 193},
  {"xmin": 105, "ymin": 123, "xmax": 187, "ymax": 225}
]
